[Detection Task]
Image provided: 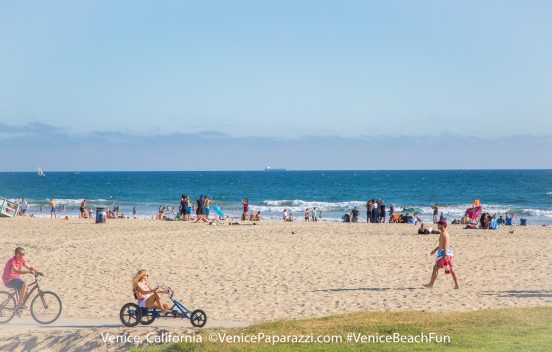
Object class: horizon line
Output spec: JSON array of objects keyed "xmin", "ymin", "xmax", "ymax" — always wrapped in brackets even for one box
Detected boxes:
[{"xmin": 1, "ymin": 168, "xmax": 552, "ymax": 173}]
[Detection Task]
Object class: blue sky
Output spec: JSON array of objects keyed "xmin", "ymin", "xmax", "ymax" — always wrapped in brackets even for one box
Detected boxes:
[{"xmin": 1, "ymin": 1, "xmax": 551, "ymax": 170}]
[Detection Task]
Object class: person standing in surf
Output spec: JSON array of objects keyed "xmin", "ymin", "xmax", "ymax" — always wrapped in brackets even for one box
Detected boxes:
[
  {"xmin": 241, "ymin": 198, "xmax": 249, "ymax": 221},
  {"xmin": 432, "ymin": 203, "xmax": 439, "ymax": 224},
  {"xmin": 49, "ymin": 198, "xmax": 56, "ymax": 218}
]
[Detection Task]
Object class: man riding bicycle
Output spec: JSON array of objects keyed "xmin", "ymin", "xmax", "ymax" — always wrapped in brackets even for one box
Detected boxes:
[{"xmin": 2, "ymin": 247, "xmax": 41, "ymax": 308}]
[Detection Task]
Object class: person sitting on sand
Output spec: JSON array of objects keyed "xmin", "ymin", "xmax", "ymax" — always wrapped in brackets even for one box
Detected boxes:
[
  {"xmin": 2, "ymin": 247, "xmax": 41, "ymax": 308},
  {"xmin": 480, "ymin": 212, "xmax": 491, "ymax": 229},
  {"xmin": 255, "ymin": 211, "xmax": 262, "ymax": 221},
  {"xmin": 505, "ymin": 213, "xmax": 515, "ymax": 225},
  {"xmin": 418, "ymin": 224, "xmax": 440, "ymax": 235},
  {"xmin": 132, "ymin": 270, "xmax": 171, "ymax": 313},
  {"xmin": 418, "ymin": 224, "xmax": 430, "ymax": 234},
  {"xmin": 249, "ymin": 211, "xmax": 255, "ymax": 221},
  {"xmin": 424, "ymin": 220, "xmax": 460, "ymax": 289}
]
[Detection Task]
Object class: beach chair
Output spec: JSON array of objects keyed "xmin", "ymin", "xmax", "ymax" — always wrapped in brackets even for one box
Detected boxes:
[{"xmin": 520, "ymin": 218, "xmax": 527, "ymax": 226}]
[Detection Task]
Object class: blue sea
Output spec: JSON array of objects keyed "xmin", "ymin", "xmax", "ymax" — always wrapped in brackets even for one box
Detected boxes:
[{"xmin": 1, "ymin": 170, "xmax": 551, "ymax": 224}]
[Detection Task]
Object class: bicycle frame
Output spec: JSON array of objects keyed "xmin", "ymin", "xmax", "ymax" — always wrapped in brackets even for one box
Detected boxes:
[
  {"xmin": 142, "ymin": 288, "xmax": 193, "ymax": 319},
  {"xmin": 168, "ymin": 296, "xmax": 193, "ymax": 319},
  {"xmin": 11, "ymin": 275, "xmax": 46, "ymax": 307}
]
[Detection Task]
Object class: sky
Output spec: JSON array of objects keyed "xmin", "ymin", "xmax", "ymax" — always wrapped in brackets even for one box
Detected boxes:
[{"xmin": 1, "ymin": 1, "xmax": 551, "ymax": 170}]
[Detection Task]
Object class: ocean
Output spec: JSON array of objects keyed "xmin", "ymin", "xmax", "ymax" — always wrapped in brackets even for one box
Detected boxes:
[{"xmin": 1, "ymin": 170, "xmax": 551, "ymax": 224}]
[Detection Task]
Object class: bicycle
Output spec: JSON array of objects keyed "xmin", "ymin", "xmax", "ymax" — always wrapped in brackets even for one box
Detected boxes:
[
  {"xmin": 0, "ymin": 273, "xmax": 62, "ymax": 324},
  {"xmin": 120, "ymin": 286, "xmax": 206, "ymax": 328}
]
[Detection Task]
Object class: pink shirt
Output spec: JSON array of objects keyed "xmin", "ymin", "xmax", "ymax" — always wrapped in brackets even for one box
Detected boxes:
[
  {"xmin": 135, "ymin": 281, "xmax": 153, "ymax": 302},
  {"xmin": 2, "ymin": 256, "xmax": 26, "ymax": 285}
]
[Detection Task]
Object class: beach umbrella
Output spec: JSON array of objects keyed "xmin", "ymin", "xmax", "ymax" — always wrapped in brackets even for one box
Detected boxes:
[{"xmin": 398, "ymin": 207, "xmax": 423, "ymax": 214}]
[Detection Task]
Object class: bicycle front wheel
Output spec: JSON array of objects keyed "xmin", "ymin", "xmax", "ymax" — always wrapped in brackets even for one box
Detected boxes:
[
  {"xmin": 0, "ymin": 291, "xmax": 17, "ymax": 324},
  {"xmin": 30, "ymin": 291, "xmax": 62, "ymax": 324}
]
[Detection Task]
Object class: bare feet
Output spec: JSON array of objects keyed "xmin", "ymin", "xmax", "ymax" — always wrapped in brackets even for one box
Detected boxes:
[
  {"xmin": 454, "ymin": 285, "xmax": 460, "ymax": 289},
  {"xmin": 423, "ymin": 284, "xmax": 433, "ymax": 288}
]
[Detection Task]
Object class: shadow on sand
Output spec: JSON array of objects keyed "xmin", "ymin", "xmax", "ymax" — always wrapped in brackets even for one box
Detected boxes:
[
  {"xmin": 312, "ymin": 287, "xmax": 418, "ymax": 293},
  {"xmin": 480, "ymin": 290, "xmax": 552, "ymax": 298}
]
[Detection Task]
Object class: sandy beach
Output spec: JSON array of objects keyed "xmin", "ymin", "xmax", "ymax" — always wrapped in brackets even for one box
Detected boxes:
[{"xmin": 1, "ymin": 218, "xmax": 551, "ymax": 350}]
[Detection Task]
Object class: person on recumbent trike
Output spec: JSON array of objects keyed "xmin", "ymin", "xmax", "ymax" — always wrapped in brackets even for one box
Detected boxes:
[{"xmin": 132, "ymin": 270, "xmax": 171, "ymax": 314}]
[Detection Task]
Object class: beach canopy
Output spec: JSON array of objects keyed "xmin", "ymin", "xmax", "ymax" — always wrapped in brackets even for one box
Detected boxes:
[
  {"xmin": 213, "ymin": 205, "xmax": 224, "ymax": 217},
  {"xmin": 399, "ymin": 207, "xmax": 423, "ymax": 214}
]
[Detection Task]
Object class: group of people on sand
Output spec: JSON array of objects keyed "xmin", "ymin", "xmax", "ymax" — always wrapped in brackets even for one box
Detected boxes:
[
  {"xmin": 366, "ymin": 199, "xmax": 388, "ymax": 223},
  {"xmin": 304, "ymin": 207, "xmax": 320, "ymax": 222},
  {"xmin": 462, "ymin": 212, "xmax": 515, "ymax": 230},
  {"xmin": 173, "ymin": 194, "xmax": 212, "ymax": 222},
  {"xmin": 78, "ymin": 199, "xmax": 95, "ymax": 219}
]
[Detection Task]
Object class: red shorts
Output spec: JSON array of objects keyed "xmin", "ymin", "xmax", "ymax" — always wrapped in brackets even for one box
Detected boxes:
[{"xmin": 435, "ymin": 256, "xmax": 454, "ymax": 269}]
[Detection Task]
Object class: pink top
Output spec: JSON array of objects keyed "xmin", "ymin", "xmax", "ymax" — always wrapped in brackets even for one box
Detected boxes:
[
  {"xmin": 135, "ymin": 281, "xmax": 153, "ymax": 302},
  {"xmin": 2, "ymin": 256, "xmax": 26, "ymax": 285}
]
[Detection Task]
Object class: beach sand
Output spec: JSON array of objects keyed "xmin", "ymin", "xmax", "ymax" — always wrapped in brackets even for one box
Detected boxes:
[{"xmin": 0, "ymin": 217, "xmax": 551, "ymax": 350}]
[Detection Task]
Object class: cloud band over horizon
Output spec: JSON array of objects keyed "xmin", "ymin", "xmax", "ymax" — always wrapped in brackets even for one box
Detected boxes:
[{"xmin": 1, "ymin": 123, "xmax": 551, "ymax": 171}]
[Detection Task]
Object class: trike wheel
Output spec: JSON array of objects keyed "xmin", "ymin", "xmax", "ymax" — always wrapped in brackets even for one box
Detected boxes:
[
  {"xmin": 120, "ymin": 303, "xmax": 141, "ymax": 327},
  {"xmin": 0, "ymin": 291, "xmax": 17, "ymax": 324},
  {"xmin": 31, "ymin": 291, "xmax": 62, "ymax": 324},
  {"xmin": 140, "ymin": 311, "xmax": 156, "ymax": 325},
  {"xmin": 190, "ymin": 309, "xmax": 207, "ymax": 328}
]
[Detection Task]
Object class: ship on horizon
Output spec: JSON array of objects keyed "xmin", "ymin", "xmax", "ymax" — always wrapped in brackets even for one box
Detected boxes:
[{"xmin": 264, "ymin": 166, "xmax": 286, "ymax": 171}]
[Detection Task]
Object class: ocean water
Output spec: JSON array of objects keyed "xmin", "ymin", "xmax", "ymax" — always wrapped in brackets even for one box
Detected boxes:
[{"xmin": 1, "ymin": 170, "xmax": 551, "ymax": 224}]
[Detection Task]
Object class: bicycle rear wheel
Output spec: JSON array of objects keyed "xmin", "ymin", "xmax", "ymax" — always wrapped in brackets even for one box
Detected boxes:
[
  {"xmin": 0, "ymin": 291, "xmax": 17, "ymax": 324},
  {"xmin": 120, "ymin": 303, "xmax": 141, "ymax": 327},
  {"xmin": 30, "ymin": 291, "xmax": 62, "ymax": 324}
]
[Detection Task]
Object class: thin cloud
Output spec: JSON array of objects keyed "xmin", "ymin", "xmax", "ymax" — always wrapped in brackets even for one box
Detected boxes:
[{"xmin": 0, "ymin": 123, "xmax": 551, "ymax": 171}]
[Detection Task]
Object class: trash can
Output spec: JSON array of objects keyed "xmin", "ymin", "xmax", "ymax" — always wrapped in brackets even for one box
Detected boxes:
[{"xmin": 95, "ymin": 207, "xmax": 106, "ymax": 223}]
